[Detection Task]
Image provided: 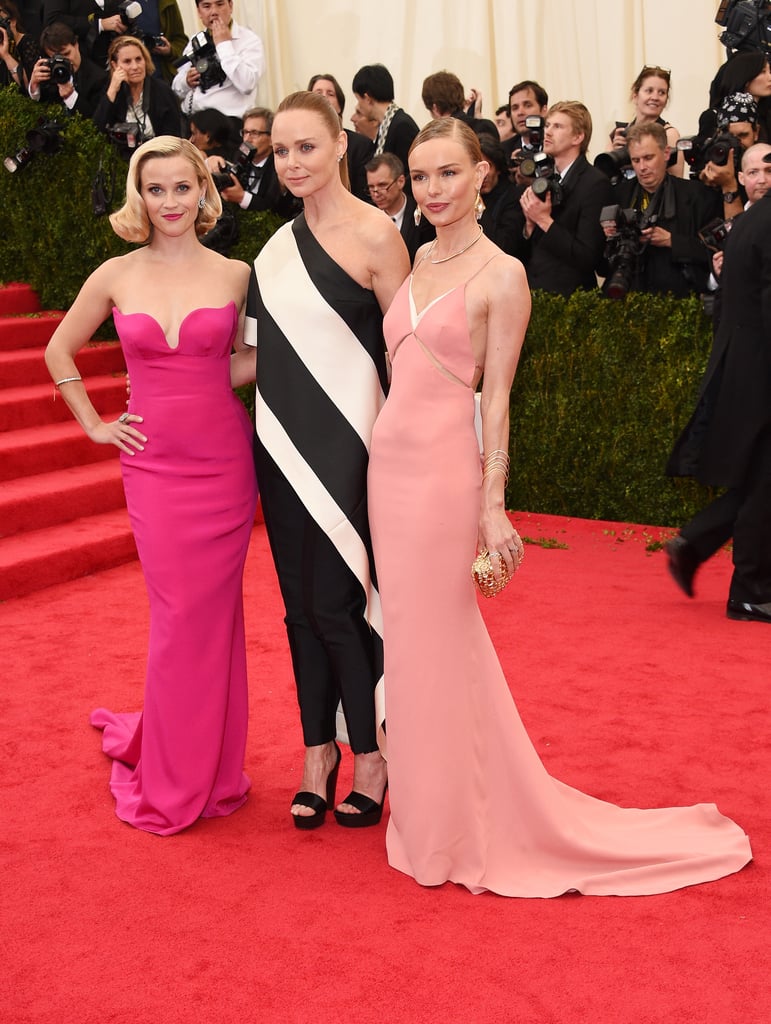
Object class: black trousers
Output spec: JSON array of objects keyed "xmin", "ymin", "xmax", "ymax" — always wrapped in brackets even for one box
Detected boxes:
[
  {"xmin": 254, "ymin": 436, "xmax": 378, "ymax": 753},
  {"xmin": 681, "ymin": 426, "xmax": 771, "ymax": 603}
]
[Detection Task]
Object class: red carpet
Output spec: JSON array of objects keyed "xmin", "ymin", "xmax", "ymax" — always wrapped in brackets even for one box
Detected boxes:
[{"xmin": 2, "ymin": 513, "xmax": 768, "ymax": 1023}]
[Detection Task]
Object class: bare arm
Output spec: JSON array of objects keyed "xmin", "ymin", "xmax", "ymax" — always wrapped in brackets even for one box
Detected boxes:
[
  {"xmin": 45, "ymin": 261, "xmax": 146, "ymax": 455},
  {"xmin": 369, "ymin": 220, "xmax": 411, "ymax": 314},
  {"xmin": 477, "ymin": 257, "xmax": 531, "ymax": 575}
]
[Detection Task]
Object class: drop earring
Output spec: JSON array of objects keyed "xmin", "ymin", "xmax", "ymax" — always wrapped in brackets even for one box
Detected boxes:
[
  {"xmin": 414, "ymin": 205, "xmax": 422, "ymax": 227},
  {"xmin": 474, "ymin": 190, "xmax": 485, "ymax": 220},
  {"xmin": 198, "ymin": 195, "xmax": 206, "ymax": 209}
]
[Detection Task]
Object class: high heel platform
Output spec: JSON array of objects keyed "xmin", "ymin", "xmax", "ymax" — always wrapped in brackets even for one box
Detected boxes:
[
  {"xmin": 291, "ymin": 742, "xmax": 341, "ymax": 831},
  {"xmin": 333, "ymin": 783, "xmax": 388, "ymax": 829}
]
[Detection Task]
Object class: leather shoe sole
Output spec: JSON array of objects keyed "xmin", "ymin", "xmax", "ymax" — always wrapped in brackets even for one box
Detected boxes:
[
  {"xmin": 664, "ymin": 535, "xmax": 700, "ymax": 598},
  {"xmin": 726, "ymin": 599, "xmax": 771, "ymax": 623}
]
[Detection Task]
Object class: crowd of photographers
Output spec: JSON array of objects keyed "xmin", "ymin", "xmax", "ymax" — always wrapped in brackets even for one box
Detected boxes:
[{"xmin": 3, "ymin": 1, "xmax": 771, "ymax": 295}]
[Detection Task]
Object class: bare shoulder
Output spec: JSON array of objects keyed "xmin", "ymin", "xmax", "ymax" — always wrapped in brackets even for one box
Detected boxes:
[{"xmin": 202, "ymin": 250, "xmax": 251, "ymax": 289}]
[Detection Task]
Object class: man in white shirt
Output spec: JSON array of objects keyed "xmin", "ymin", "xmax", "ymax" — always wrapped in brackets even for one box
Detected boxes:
[{"xmin": 172, "ymin": 0, "xmax": 263, "ymax": 120}]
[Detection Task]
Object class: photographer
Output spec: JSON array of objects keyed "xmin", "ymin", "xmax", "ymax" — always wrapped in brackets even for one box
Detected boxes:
[
  {"xmin": 28, "ymin": 21, "xmax": 107, "ymax": 119},
  {"xmin": 129, "ymin": 0, "xmax": 187, "ymax": 84},
  {"xmin": 517, "ymin": 101, "xmax": 613, "ymax": 295},
  {"xmin": 699, "ymin": 92, "xmax": 760, "ymax": 219},
  {"xmin": 206, "ymin": 106, "xmax": 298, "ymax": 218},
  {"xmin": 0, "ymin": 2, "xmax": 39, "ymax": 91},
  {"xmin": 172, "ymin": 0, "xmax": 264, "ymax": 122},
  {"xmin": 43, "ymin": 1, "xmax": 130, "ymax": 66},
  {"xmin": 601, "ymin": 122, "xmax": 715, "ymax": 298},
  {"xmin": 93, "ymin": 35, "xmax": 182, "ymax": 159}
]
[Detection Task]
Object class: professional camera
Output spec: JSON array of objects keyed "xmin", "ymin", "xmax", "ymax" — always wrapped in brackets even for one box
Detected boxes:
[
  {"xmin": 600, "ymin": 204, "xmax": 659, "ymax": 300},
  {"xmin": 174, "ymin": 31, "xmax": 226, "ymax": 93},
  {"xmin": 518, "ymin": 151, "xmax": 564, "ymax": 206},
  {"xmin": 698, "ymin": 215, "xmax": 736, "ymax": 250},
  {"xmin": 715, "ymin": 0, "xmax": 771, "ymax": 56},
  {"xmin": 520, "ymin": 115, "xmax": 545, "ymax": 151},
  {"xmin": 677, "ymin": 131, "xmax": 743, "ymax": 177},
  {"xmin": 3, "ymin": 120, "xmax": 65, "ymax": 174},
  {"xmin": 44, "ymin": 54, "xmax": 74, "ymax": 85},
  {"xmin": 110, "ymin": 2, "xmax": 165, "ymax": 50},
  {"xmin": 211, "ymin": 141, "xmax": 257, "ymax": 192},
  {"xmin": 106, "ymin": 122, "xmax": 142, "ymax": 151}
]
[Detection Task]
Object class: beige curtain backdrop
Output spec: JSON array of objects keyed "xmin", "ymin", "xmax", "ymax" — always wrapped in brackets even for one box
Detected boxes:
[{"xmin": 178, "ymin": 1, "xmax": 727, "ymax": 159}]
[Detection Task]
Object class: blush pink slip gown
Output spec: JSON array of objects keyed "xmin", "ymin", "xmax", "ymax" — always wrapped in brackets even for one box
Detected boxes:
[
  {"xmin": 367, "ymin": 272, "xmax": 751, "ymax": 896},
  {"xmin": 90, "ymin": 302, "xmax": 257, "ymax": 835}
]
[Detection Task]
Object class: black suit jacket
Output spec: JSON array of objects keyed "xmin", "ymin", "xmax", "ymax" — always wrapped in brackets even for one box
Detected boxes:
[
  {"xmin": 93, "ymin": 75, "xmax": 183, "ymax": 142},
  {"xmin": 667, "ymin": 194, "xmax": 771, "ymax": 489},
  {"xmin": 606, "ymin": 174, "xmax": 717, "ymax": 298},
  {"xmin": 382, "ymin": 108, "xmax": 420, "ymax": 176},
  {"xmin": 37, "ymin": 55, "xmax": 108, "ymax": 119},
  {"xmin": 480, "ymin": 177, "xmax": 521, "ymax": 256},
  {"xmin": 345, "ymin": 129, "xmax": 375, "ymax": 203},
  {"xmin": 399, "ymin": 194, "xmax": 435, "ymax": 263},
  {"xmin": 516, "ymin": 154, "xmax": 614, "ymax": 295},
  {"xmin": 241, "ymin": 154, "xmax": 301, "ymax": 219}
]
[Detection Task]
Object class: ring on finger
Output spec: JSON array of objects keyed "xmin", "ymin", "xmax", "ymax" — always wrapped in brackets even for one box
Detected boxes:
[{"xmin": 118, "ymin": 412, "xmax": 130, "ymax": 424}]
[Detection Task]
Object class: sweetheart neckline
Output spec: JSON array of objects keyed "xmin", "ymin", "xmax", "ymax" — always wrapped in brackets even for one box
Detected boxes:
[{"xmin": 113, "ymin": 301, "xmax": 237, "ymax": 351}]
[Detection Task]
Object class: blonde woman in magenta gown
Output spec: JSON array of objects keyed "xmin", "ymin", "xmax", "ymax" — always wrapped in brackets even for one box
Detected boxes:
[
  {"xmin": 367, "ymin": 119, "xmax": 751, "ymax": 897},
  {"xmin": 46, "ymin": 138, "xmax": 256, "ymax": 835}
]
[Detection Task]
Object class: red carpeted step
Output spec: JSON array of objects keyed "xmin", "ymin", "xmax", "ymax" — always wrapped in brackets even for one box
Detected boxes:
[
  {"xmin": 0, "ymin": 375, "xmax": 127, "ymax": 431},
  {"xmin": 0, "ymin": 507, "xmax": 136, "ymax": 601},
  {"xmin": 0, "ymin": 459, "xmax": 125, "ymax": 536},
  {"xmin": 0, "ymin": 282, "xmax": 40, "ymax": 315},
  {"xmin": 0, "ymin": 312, "xmax": 65, "ymax": 351},
  {"xmin": 0, "ymin": 341, "xmax": 124, "ymax": 388},
  {"xmin": 0, "ymin": 420, "xmax": 118, "ymax": 481}
]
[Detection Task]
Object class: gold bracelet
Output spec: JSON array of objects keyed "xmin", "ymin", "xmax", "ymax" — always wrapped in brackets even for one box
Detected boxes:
[{"xmin": 482, "ymin": 448, "xmax": 511, "ymax": 484}]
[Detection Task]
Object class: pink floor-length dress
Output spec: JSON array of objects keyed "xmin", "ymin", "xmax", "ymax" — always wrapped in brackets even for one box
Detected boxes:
[
  {"xmin": 90, "ymin": 302, "xmax": 257, "ymax": 835},
  {"xmin": 367, "ymin": 273, "xmax": 752, "ymax": 896}
]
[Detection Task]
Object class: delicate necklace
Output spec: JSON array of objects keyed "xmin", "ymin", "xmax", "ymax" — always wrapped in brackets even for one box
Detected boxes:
[{"xmin": 426, "ymin": 225, "xmax": 484, "ymax": 264}]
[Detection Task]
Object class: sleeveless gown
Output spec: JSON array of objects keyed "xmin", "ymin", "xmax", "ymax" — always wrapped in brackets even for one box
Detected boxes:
[
  {"xmin": 367, "ymin": 273, "xmax": 752, "ymax": 896},
  {"xmin": 90, "ymin": 302, "xmax": 258, "ymax": 836}
]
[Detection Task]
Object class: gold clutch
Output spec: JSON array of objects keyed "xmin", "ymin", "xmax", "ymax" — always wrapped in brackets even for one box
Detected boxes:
[{"xmin": 471, "ymin": 549, "xmax": 512, "ymax": 598}]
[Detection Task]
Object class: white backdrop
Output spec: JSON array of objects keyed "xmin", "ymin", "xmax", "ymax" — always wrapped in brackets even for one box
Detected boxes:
[{"xmin": 177, "ymin": 1, "xmax": 727, "ymax": 158}]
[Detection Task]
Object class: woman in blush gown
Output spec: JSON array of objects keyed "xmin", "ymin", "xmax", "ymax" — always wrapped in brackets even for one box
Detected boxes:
[
  {"xmin": 367, "ymin": 118, "xmax": 752, "ymax": 897},
  {"xmin": 45, "ymin": 137, "xmax": 257, "ymax": 836}
]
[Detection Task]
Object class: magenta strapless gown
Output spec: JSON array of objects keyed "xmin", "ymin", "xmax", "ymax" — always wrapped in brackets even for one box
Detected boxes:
[
  {"xmin": 90, "ymin": 302, "xmax": 257, "ymax": 835},
  {"xmin": 367, "ymin": 275, "xmax": 751, "ymax": 896}
]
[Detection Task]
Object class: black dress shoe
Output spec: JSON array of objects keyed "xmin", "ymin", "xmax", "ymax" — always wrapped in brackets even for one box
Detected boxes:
[
  {"xmin": 664, "ymin": 535, "xmax": 700, "ymax": 598},
  {"xmin": 726, "ymin": 599, "xmax": 771, "ymax": 623}
]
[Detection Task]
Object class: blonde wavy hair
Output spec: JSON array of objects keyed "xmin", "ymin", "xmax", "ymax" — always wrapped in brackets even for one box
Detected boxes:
[{"xmin": 110, "ymin": 136, "xmax": 222, "ymax": 243}]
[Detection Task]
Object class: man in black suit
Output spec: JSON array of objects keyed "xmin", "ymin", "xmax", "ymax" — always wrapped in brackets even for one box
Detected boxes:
[
  {"xmin": 665, "ymin": 175, "xmax": 771, "ymax": 623},
  {"xmin": 209, "ymin": 106, "xmax": 300, "ymax": 219},
  {"xmin": 352, "ymin": 63, "xmax": 419, "ymax": 175},
  {"xmin": 517, "ymin": 101, "xmax": 613, "ymax": 295},
  {"xmin": 601, "ymin": 121, "xmax": 717, "ymax": 298},
  {"xmin": 27, "ymin": 21, "xmax": 107, "ymax": 119},
  {"xmin": 365, "ymin": 152, "xmax": 433, "ymax": 262}
]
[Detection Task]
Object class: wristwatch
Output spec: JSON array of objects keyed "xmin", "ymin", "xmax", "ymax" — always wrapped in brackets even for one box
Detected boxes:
[{"xmin": 722, "ymin": 190, "xmax": 739, "ymax": 203}]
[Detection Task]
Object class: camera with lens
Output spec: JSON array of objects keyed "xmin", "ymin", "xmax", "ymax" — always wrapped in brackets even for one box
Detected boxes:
[
  {"xmin": 715, "ymin": 0, "xmax": 771, "ymax": 57},
  {"xmin": 174, "ymin": 30, "xmax": 227, "ymax": 93},
  {"xmin": 520, "ymin": 115, "xmax": 545, "ymax": 152},
  {"xmin": 106, "ymin": 121, "xmax": 142, "ymax": 152},
  {"xmin": 698, "ymin": 215, "xmax": 736, "ymax": 250},
  {"xmin": 211, "ymin": 141, "xmax": 257, "ymax": 192},
  {"xmin": 600, "ymin": 204, "xmax": 659, "ymax": 300},
  {"xmin": 3, "ymin": 119, "xmax": 65, "ymax": 174},
  {"xmin": 45, "ymin": 54, "xmax": 74, "ymax": 85},
  {"xmin": 518, "ymin": 151, "xmax": 564, "ymax": 207},
  {"xmin": 677, "ymin": 131, "xmax": 743, "ymax": 178}
]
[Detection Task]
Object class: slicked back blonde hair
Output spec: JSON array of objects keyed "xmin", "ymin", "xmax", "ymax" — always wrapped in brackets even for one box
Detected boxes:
[
  {"xmin": 275, "ymin": 90, "xmax": 350, "ymax": 191},
  {"xmin": 409, "ymin": 117, "xmax": 483, "ymax": 164},
  {"xmin": 110, "ymin": 136, "xmax": 222, "ymax": 243}
]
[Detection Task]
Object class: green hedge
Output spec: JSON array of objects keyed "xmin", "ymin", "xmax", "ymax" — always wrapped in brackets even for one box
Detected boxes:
[
  {"xmin": 508, "ymin": 289, "xmax": 713, "ymax": 525},
  {"xmin": 1, "ymin": 87, "xmax": 712, "ymax": 526},
  {"xmin": 0, "ymin": 88, "xmax": 283, "ymax": 309}
]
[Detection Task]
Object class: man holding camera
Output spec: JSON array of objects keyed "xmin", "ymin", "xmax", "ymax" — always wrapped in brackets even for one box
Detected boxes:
[
  {"xmin": 699, "ymin": 92, "xmax": 760, "ymax": 219},
  {"xmin": 516, "ymin": 101, "xmax": 613, "ymax": 296},
  {"xmin": 172, "ymin": 0, "xmax": 264, "ymax": 122},
  {"xmin": 28, "ymin": 21, "xmax": 106, "ymax": 118},
  {"xmin": 601, "ymin": 122, "xmax": 715, "ymax": 298}
]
